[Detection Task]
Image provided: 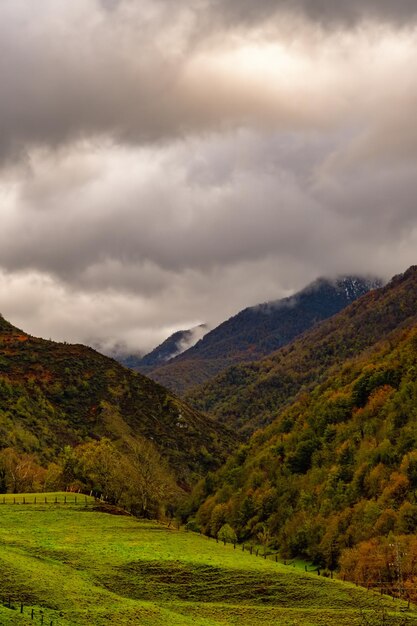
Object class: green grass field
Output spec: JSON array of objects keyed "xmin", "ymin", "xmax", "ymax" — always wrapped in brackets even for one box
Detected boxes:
[{"xmin": 0, "ymin": 494, "xmax": 415, "ymax": 625}]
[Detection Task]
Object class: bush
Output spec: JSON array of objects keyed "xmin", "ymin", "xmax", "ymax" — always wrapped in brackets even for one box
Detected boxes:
[{"xmin": 185, "ymin": 519, "xmax": 201, "ymax": 533}]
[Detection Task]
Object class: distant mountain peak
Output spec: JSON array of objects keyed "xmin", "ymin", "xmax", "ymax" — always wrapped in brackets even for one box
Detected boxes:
[
  {"xmin": 119, "ymin": 323, "xmax": 209, "ymax": 373},
  {"xmin": 126, "ymin": 273, "xmax": 383, "ymax": 394},
  {"xmin": 255, "ymin": 275, "xmax": 383, "ymax": 314}
]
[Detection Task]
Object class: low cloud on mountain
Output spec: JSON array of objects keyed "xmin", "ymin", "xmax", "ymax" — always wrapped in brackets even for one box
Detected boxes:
[{"xmin": 0, "ymin": 0, "xmax": 416, "ymax": 352}]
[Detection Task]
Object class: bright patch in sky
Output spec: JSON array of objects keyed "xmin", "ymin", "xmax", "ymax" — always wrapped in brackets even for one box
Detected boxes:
[{"xmin": 0, "ymin": 1, "xmax": 416, "ymax": 354}]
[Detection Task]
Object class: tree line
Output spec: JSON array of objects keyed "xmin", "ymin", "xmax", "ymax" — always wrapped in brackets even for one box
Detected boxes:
[{"xmin": 0, "ymin": 437, "xmax": 179, "ymax": 518}]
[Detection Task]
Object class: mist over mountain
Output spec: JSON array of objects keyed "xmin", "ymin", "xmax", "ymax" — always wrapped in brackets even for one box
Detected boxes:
[
  {"xmin": 139, "ymin": 276, "xmax": 382, "ymax": 395},
  {"xmin": 120, "ymin": 324, "xmax": 208, "ymax": 374},
  {"xmin": 187, "ymin": 267, "xmax": 417, "ymax": 436},
  {"xmin": 188, "ymin": 265, "xmax": 417, "ymax": 572}
]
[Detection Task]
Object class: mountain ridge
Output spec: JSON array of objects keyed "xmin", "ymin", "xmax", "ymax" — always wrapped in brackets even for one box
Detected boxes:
[
  {"xmin": 145, "ymin": 275, "xmax": 382, "ymax": 396},
  {"xmin": 185, "ymin": 266, "xmax": 417, "ymax": 437},
  {"xmin": 0, "ymin": 314, "xmax": 234, "ymax": 486},
  {"xmin": 187, "ymin": 265, "xmax": 417, "ymax": 573}
]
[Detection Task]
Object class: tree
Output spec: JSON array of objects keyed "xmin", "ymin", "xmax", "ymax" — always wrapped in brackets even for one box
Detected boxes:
[
  {"xmin": 0, "ymin": 448, "xmax": 45, "ymax": 493},
  {"xmin": 75, "ymin": 439, "xmax": 128, "ymax": 503},
  {"xmin": 218, "ymin": 524, "xmax": 237, "ymax": 544},
  {"xmin": 257, "ymin": 524, "xmax": 271, "ymax": 556},
  {"xmin": 124, "ymin": 438, "xmax": 178, "ymax": 518}
]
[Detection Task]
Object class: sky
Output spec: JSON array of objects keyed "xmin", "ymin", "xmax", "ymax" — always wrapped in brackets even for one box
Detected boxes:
[{"xmin": 0, "ymin": 0, "xmax": 417, "ymax": 355}]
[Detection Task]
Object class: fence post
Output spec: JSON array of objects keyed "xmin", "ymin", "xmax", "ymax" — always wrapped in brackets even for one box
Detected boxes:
[
  {"xmin": 31, "ymin": 608, "xmax": 34, "ymax": 619},
  {"xmin": 20, "ymin": 603, "xmax": 23, "ymax": 613}
]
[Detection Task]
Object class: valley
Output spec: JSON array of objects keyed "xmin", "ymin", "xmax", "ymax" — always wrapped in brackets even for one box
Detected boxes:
[
  {"xmin": 1, "ymin": 1, "xmax": 415, "ymax": 622},
  {"xmin": 2, "ymin": 267, "xmax": 417, "ymax": 622}
]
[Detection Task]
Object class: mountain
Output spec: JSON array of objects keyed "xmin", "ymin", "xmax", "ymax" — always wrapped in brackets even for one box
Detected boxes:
[
  {"xmin": 186, "ymin": 266, "xmax": 417, "ymax": 437},
  {"xmin": 120, "ymin": 324, "xmax": 208, "ymax": 375},
  {"xmin": 147, "ymin": 276, "xmax": 381, "ymax": 396},
  {"xmin": 187, "ymin": 265, "xmax": 417, "ymax": 573},
  {"xmin": 0, "ymin": 314, "xmax": 233, "ymax": 487}
]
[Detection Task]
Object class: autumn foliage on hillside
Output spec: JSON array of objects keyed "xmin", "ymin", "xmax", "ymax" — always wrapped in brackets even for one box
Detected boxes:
[
  {"xmin": 0, "ymin": 314, "xmax": 234, "ymax": 503},
  {"xmin": 184, "ymin": 270, "xmax": 417, "ymax": 585},
  {"xmin": 340, "ymin": 535, "xmax": 417, "ymax": 602},
  {"xmin": 186, "ymin": 266, "xmax": 417, "ymax": 437}
]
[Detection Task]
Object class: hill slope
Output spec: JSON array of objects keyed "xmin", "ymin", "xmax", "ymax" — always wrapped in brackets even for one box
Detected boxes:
[
  {"xmin": 187, "ymin": 266, "xmax": 417, "ymax": 575},
  {"xmin": 146, "ymin": 276, "xmax": 380, "ymax": 395},
  {"xmin": 0, "ymin": 314, "xmax": 233, "ymax": 485},
  {"xmin": 186, "ymin": 267, "xmax": 417, "ymax": 436},
  {"xmin": 0, "ymin": 501, "xmax": 411, "ymax": 625}
]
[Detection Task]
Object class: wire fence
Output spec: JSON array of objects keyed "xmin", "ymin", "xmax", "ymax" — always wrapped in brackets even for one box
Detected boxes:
[
  {"xmin": 0, "ymin": 494, "xmax": 94, "ymax": 506},
  {"xmin": 199, "ymin": 532, "xmax": 416, "ymax": 611},
  {"xmin": 2, "ymin": 596, "xmax": 56, "ymax": 625}
]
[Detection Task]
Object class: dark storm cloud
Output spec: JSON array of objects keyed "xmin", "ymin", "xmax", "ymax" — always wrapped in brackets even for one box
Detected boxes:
[
  {"xmin": 0, "ymin": 0, "xmax": 416, "ymax": 353},
  {"xmin": 1, "ymin": 130, "xmax": 415, "ymax": 289},
  {"xmin": 208, "ymin": 0, "xmax": 417, "ymax": 27},
  {"xmin": 1, "ymin": 0, "xmax": 416, "ymax": 166}
]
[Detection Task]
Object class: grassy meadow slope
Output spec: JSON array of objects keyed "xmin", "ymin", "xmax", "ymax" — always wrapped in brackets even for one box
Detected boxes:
[
  {"xmin": 186, "ymin": 266, "xmax": 417, "ymax": 436},
  {"xmin": 148, "ymin": 277, "xmax": 379, "ymax": 395},
  {"xmin": 0, "ymin": 314, "xmax": 233, "ymax": 485},
  {"xmin": 0, "ymin": 497, "xmax": 413, "ymax": 625}
]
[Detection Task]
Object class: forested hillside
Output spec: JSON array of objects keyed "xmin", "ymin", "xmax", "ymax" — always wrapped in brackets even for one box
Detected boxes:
[
  {"xmin": 185, "ymin": 266, "xmax": 417, "ymax": 588},
  {"xmin": 186, "ymin": 267, "xmax": 417, "ymax": 436},
  {"xmin": 0, "ymin": 314, "xmax": 233, "ymax": 511},
  {"xmin": 147, "ymin": 277, "xmax": 380, "ymax": 395}
]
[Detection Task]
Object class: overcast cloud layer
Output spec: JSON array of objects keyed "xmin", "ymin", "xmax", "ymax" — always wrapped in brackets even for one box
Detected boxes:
[{"xmin": 0, "ymin": 0, "xmax": 416, "ymax": 354}]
